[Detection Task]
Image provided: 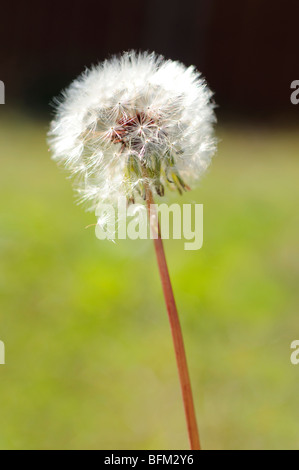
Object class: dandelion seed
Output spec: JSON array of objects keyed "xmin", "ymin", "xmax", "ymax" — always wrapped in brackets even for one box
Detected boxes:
[{"xmin": 48, "ymin": 50, "xmax": 216, "ymax": 220}]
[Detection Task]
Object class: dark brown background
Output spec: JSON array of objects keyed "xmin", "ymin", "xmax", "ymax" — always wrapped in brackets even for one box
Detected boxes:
[{"xmin": 1, "ymin": 0, "xmax": 298, "ymax": 119}]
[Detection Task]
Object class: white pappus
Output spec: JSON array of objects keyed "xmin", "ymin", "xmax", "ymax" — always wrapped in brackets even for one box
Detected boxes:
[{"xmin": 48, "ymin": 50, "xmax": 217, "ymax": 235}]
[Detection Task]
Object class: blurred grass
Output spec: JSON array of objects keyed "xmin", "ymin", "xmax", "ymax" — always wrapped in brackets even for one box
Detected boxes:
[{"xmin": 0, "ymin": 113, "xmax": 299, "ymax": 449}]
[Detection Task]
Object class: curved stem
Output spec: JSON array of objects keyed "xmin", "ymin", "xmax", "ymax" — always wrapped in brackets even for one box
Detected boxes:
[{"xmin": 143, "ymin": 175, "xmax": 201, "ymax": 450}]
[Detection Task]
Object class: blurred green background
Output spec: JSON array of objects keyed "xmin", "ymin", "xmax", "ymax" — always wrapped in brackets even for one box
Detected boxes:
[{"xmin": 0, "ymin": 113, "xmax": 298, "ymax": 450}]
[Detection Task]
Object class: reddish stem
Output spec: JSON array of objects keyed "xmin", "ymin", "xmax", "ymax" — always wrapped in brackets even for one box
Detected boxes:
[{"xmin": 144, "ymin": 178, "xmax": 201, "ymax": 450}]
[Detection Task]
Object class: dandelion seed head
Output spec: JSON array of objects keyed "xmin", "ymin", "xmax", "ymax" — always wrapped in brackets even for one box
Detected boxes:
[{"xmin": 48, "ymin": 50, "xmax": 217, "ymax": 212}]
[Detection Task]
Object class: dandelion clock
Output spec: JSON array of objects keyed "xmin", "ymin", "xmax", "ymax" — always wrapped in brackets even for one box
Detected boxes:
[{"xmin": 49, "ymin": 51, "xmax": 217, "ymax": 450}]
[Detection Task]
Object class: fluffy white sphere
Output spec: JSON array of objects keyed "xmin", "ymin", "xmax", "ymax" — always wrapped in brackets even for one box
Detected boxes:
[{"xmin": 49, "ymin": 51, "xmax": 217, "ymax": 210}]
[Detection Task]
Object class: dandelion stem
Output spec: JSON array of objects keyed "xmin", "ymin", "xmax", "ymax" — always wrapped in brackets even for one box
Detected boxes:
[{"xmin": 143, "ymin": 172, "xmax": 201, "ymax": 451}]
